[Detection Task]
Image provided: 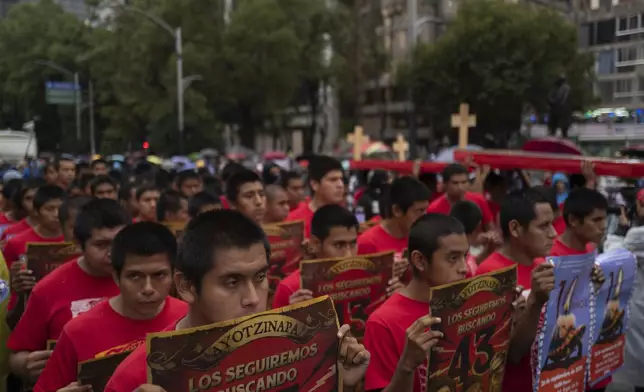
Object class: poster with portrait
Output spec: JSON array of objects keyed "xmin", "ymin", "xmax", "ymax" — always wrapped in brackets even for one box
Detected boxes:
[
  {"xmin": 588, "ymin": 248, "xmax": 637, "ymax": 386},
  {"xmin": 146, "ymin": 296, "xmax": 340, "ymax": 392},
  {"xmin": 534, "ymin": 253, "xmax": 595, "ymax": 392},
  {"xmin": 26, "ymin": 242, "xmax": 81, "ymax": 281},
  {"xmin": 300, "ymin": 251, "xmax": 394, "ymax": 337},
  {"xmin": 263, "ymin": 220, "xmax": 305, "ymax": 293},
  {"xmin": 78, "ymin": 351, "xmax": 131, "ymax": 392},
  {"xmin": 426, "ymin": 264, "xmax": 517, "ymax": 392}
]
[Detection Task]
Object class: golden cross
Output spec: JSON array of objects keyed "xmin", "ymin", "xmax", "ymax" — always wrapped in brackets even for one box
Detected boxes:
[
  {"xmin": 347, "ymin": 126, "xmax": 368, "ymax": 161},
  {"xmin": 451, "ymin": 103, "xmax": 477, "ymax": 149},
  {"xmin": 392, "ymin": 133, "xmax": 409, "ymax": 162}
]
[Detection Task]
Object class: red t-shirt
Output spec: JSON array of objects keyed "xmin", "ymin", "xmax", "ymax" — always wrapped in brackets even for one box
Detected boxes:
[
  {"xmin": 1, "ymin": 219, "xmax": 32, "ymax": 242},
  {"xmin": 7, "ymin": 259, "xmax": 119, "ymax": 353},
  {"xmin": 3, "ymin": 228, "xmax": 66, "ymax": 310},
  {"xmin": 0, "ymin": 212, "xmax": 12, "ymax": 225},
  {"xmin": 363, "ymin": 293, "xmax": 428, "ymax": 392},
  {"xmin": 476, "ymin": 252, "xmax": 543, "ymax": 392},
  {"xmin": 488, "ymin": 199, "xmax": 501, "ymax": 227},
  {"xmin": 553, "ymin": 216, "xmax": 566, "ymax": 236},
  {"xmin": 286, "ymin": 202, "xmax": 314, "ymax": 238},
  {"xmin": 34, "ymin": 297, "xmax": 188, "ymax": 392},
  {"xmin": 105, "ymin": 321, "xmax": 181, "ymax": 392},
  {"xmin": 273, "ymin": 269, "xmax": 301, "ymax": 309},
  {"xmin": 357, "ymin": 224, "xmax": 407, "ymax": 255},
  {"xmin": 427, "ymin": 191, "xmax": 494, "ymax": 228},
  {"xmin": 289, "ymin": 201, "xmax": 306, "ymax": 212}
]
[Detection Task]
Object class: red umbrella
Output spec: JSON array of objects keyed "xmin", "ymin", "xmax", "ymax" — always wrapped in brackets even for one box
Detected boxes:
[{"xmin": 522, "ymin": 137, "xmax": 582, "ymax": 155}]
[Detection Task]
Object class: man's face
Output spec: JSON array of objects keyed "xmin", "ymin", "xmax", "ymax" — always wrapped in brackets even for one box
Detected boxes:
[
  {"xmin": 94, "ymin": 183, "xmax": 118, "ymax": 200},
  {"xmin": 412, "ymin": 233, "xmax": 469, "ymax": 286},
  {"xmin": 62, "ymin": 209, "xmax": 80, "ymax": 242},
  {"xmin": 312, "ymin": 170, "xmax": 345, "ymax": 205},
  {"xmin": 58, "ymin": 161, "xmax": 76, "ymax": 186},
  {"xmin": 92, "ymin": 163, "xmax": 108, "ymax": 176},
  {"xmin": 570, "ymin": 208, "xmax": 607, "ymax": 245},
  {"xmin": 22, "ymin": 188, "xmax": 37, "ymax": 215},
  {"xmin": 286, "ymin": 178, "xmax": 305, "ymax": 207},
  {"xmin": 445, "ymin": 173, "xmax": 469, "ymax": 200},
  {"xmin": 83, "ymin": 226, "xmax": 125, "ymax": 276},
  {"xmin": 44, "ymin": 166, "xmax": 58, "ymax": 184},
  {"xmin": 265, "ymin": 190, "xmax": 290, "ymax": 223},
  {"xmin": 36, "ymin": 199, "xmax": 62, "ymax": 232},
  {"xmin": 178, "ymin": 243, "xmax": 269, "ymax": 325},
  {"xmin": 116, "ymin": 253, "xmax": 173, "ymax": 319},
  {"xmin": 314, "ymin": 226, "xmax": 358, "ymax": 259},
  {"xmin": 180, "ymin": 178, "xmax": 203, "ymax": 198},
  {"xmin": 138, "ymin": 190, "xmax": 160, "ymax": 221},
  {"xmin": 514, "ymin": 202, "xmax": 556, "ymax": 259},
  {"xmin": 394, "ymin": 200, "xmax": 429, "ymax": 236},
  {"xmin": 235, "ymin": 182, "xmax": 266, "ymax": 224},
  {"xmin": 167, "ymin": 199, "xmax": 189, "ymax": 222}
]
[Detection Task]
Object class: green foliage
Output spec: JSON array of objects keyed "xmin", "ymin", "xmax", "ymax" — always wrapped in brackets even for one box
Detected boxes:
[{"xmin": 402, "ymin": 0, "xmax": 595, "ymax": 146}]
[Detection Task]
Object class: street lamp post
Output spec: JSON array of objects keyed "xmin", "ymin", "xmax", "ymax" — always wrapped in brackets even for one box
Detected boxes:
[{"xmin": 122, "ymin": 6, "xmax": 185, "ymax": 154}]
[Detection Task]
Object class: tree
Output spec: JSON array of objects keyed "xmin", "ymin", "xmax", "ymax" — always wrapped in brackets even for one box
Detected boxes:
[
  {"xmin": 0, "ymin": 0, "xmax": 88, "ymax": 152},
  {"xmin": 401, "ymin": 0, "xmax": 595, "ymax": 146}
]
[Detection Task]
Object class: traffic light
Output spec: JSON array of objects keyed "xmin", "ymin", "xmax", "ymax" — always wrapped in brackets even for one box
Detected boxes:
[{"xmin": 143, "ymin": 141, "xmax": 150, "ymax": 150}]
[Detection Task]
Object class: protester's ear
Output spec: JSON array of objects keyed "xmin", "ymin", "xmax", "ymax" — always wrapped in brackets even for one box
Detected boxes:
[
  {"xmin": 508, "ymin": 219, "xmax": 523, "ymax": 239},
  {"xmin": 392, "ymin": 204, "xmax": 404, "ymax": 218},
  {"xmin": 174, "ymin": 271, "xmax": 196, "ymax": 304},
  {"xmin": 409, "ymin": 250, "xmax": 428, "ymax": 275}
]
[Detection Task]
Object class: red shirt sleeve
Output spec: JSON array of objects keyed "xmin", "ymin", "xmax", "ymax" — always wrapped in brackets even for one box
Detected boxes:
[
  {"xmin": 7, "ymin": 286, "xmax": 49, "ymax": 352},
  {"xmin": 272, "ymin": 280, "xmax": 295, "ymax": 309},
  {"xmin": 363, "ymin": 319, "xmax": 400, "ymax": 391},
  {"xmin": 2, "ymin": 237, "xmax": 20, "ymax": 266},
  {"xmin": 33, "ymin": 328, "xmax": 77, "ymax": 392}
]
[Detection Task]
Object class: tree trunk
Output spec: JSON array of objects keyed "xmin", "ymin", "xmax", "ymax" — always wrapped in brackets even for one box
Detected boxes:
[
  {"xmin": 307, "ymin": 79, "xmax": 320, "ymax": 153},
  {"xmin": 238, "ymin": 105, "xmax": 256, "ymax": 149}
]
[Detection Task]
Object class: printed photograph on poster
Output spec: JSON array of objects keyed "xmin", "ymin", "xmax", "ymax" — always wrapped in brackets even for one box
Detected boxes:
[
  {"xmin": 426, "ymin": 264, "xmax": 517, "ymax": 392},
  {"xmin": 589, "ymin": 249, "xmax": 637, "ymax": 386},
  {"xmin": 263, "ymin": 220, "xmax": 304, "ymax": 294},
  {"xmin": 534, "ymin": 253, "xmax": 595, "ymax": 392},
  {"xmin": 26, "ymin": 242, "xmax": 81, "ymax": 280},
  {"xmin": 300, "ymin": 251, "xmax": 394, "ymax": 337},
  {"xmin": 146, "ymin": 296, "xmax": 340, "ymax": 392},
  {"xmin": 78, "ymin": 351, "xmax": 131, "ymax": 392}
]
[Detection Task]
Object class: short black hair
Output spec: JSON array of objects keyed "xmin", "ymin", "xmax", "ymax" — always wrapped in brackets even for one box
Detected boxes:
[
  {"xmin": 221, "ymin": 162, "xmax": 246, "ymax": 182},
  {"xmin": 450, "ymin": 201, "xmax": 482, "ymax": 235},
  {"xmin": 408, "ymin": 213, "xmax": 465, "ymax": 275},
  {"xmin": 175, "ymin": 170, "xmax": 201, "ymax": 188},
  {"xmin": 500, "ymin": 189, "xmax": 551, "ymax": 239},
  {"xmin": 202, "ymin": 175, "xmax": 223, "ymax": 195},
  {"xmin": 385, "ymin": 176, "xmax": 430, "ymax": 216},
  {"xmin": 188, "ymin": 191, "xmax": 221, "ymax": 219},
  {"xmin": 307, "ymin": 155, "xmax": 343, "ymax": 188},
  {"xmin": 74, "ymin": 198, "xmax": 130, "ymax": 249},
  {"xmin": 2, "ymin": 178, "xmax": 23, "ymax": 201},
  {"xmin": 311, "ymin": 205, "xmax": 359, "ymax": 241},
  {"xmin": 91, "ymin": 159, "xmax": 107, "ymax": 168},
  {"xmin": 79, "ymin": 173, "xmax": 95, "ymax": 191},
  {"xmin": 33, "ymin": 184, "xmax": 65, "ymax": 211},
  {"xmin": 111, "ymin": 222, "xmax": 178, "ymax": 276},
  {"xmin": 118, "ymin": 183, "xmax": 135, "ymax": 202},
  {"xmin": 178, "ymin": 209, "xmax": 269, "ymax": 294},
  {"xmin": 532, "ymin": 185, "xmax": 559, "ymax": 212},
  {"xmin": 135, "ymin": 185, "xmax": 159, "ymax": 201},
  {"xmin": 12, "ymin": 178, "xmax": 44, "ymax": 214},
  {"xmin": 562, "ymin": 188, "xmax": 608, "ymax": 226},
  {"xmin": 54, "ymin": 156, "xmax": 75, "ymax": 171},
  {"xmin": 59, "ymin": 196, "xmax": 91, "ymax": 227},
  {"xmin": 225, "ymin": 169, "xmax": 262, "ymax": 204},
  {"xmin": 441, "ymin": 164, "xmax": 468, "ymax": 182},
  {"xmin": 157, "ymin": 190, "xmax": 187, "ymax": 222},
  {"xmin": 90, "ymin": 175, "xmax": 117, "ymax": 195},
  {"xmin": 280, "ymin": 171, "xmax": 301, "ymax": 189}
]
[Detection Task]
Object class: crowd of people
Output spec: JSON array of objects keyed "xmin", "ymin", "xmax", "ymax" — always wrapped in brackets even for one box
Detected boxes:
[{"xmin": 0, "ymin": 153, "xmax": 641, "ymax": 392}]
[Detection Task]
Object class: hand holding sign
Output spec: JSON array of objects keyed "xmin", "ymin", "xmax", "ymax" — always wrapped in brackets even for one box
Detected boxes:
[
  {"xmin": 289, "ymin": 289, "xmax": 313, "ymax": 305},
  {"xmin": 337, "ymin": 324, "xmax": 370, "ymax": 387},
  {"xmin": 400, "ymin": 313, "xmax": 443, "ymax": 373},
  {"xmin": 530, "ymin": 262, "xmax": 555, "ymax": 306},
  {"xmin": 24, "ymin": 350, "xmax": 52, "ymax": 381},
  {"xmin": 10, "ymin": 262, "xmax": 35, "ymax": 294}
]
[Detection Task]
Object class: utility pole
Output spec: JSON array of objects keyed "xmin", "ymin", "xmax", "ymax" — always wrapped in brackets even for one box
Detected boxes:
[
  {"xmin": 175, "ymin": 27, "xmax": 184, "ymax": 155},
  {"xmin": 406, "ymin": 0, "xmax": 418, "ymax": 159},
  {"xmin": 89, "ymin": 80, "xmax": 96, "ymax": 156},
  {"xmin": 73, "ymin": 72, "xmax": 82, "ymax": 144}
]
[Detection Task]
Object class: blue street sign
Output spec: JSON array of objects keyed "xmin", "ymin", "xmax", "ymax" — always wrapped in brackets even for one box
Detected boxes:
[{"xmin": 45, "ymin": 81, "xmax": 79, "ymax": 91}]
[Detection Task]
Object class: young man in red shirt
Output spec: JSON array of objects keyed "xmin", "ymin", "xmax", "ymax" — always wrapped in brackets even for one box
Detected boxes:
[
  {"xmin": 89, "ymin": 175, "xmax": 118, "ymax": 200},
  {"xmin": 55, "ymin": 157, "xmax": 76, "ymax": 190},
  {"xmin": 34, "ymin": 222, "xmax": 188, "ymax": 392},
  {"xmin": 273, "ymin": 204, "xmax": 403, "ymax": 308},
  {"xmin": 476, "ymin": 189, "xmax": 557, "ymax": 392},
  {"xmin": 135, "ymin": 186, "xmax": 160, "ymax": 222},
  {"xmin": 264, "ymin": 184, "xmax": 290, "ymax": 224},
  {"xmin": 187, "ymin": 191, "xmax": 221, "ymax": 220},
  {"xmin": 427, "ymin": 164, "xmax": 495, "ymax": 231},
  {"xmin": 225, "ymin": 169, "xmax": 266, "ymax": 225},
  {"xmin": 90, "ymin": 158, "xmax": 109, "ymax": 176},
  {"xmin": 7, "ymin": 198, "xmax": 130, "ymax": 385},
  {"xmin": 287, "ymin": 156, "xmax": 345, "ymax": 238},
  {"xmin": 1, "ymin": 178, "xmax": 45, "ymax": 242},
  {"xmin": 105, "ymin": 209, "xmax": 370, "ymax": 392},
  {"xmin": 156, "ymin": 190, "xmax": 189, "ymax": 223},
  {"xmin": 59, "ymin": 196, "xmax": 91, "ymax": 245},
  {"xmin": 174, "ymin": 170, "xmax": 203, "ymax": 198},
  {"xmin": 363, "ymin": 213, "xmax": 468, "ymax": 392},
  {"xmin": 281, "ymin": 170, "xmax": 306, "ymax": 211},
  {"xmin": 358, "ymin": 176, "xmax": 429, "ymax": 256}
]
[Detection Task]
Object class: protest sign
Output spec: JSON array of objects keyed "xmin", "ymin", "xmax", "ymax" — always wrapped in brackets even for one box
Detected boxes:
[
  {"xmin": 163, "ymin": 221, "xmax": 186, "ymax": 241},
  {"xmin": 263, "ymin": 221, "xmax": 304, "ymax": 295},
  {"xmin": 301, "ymin": 251, "xmax": 394, "ymax": 337},
  {"xmin": 147, "ymin": 296, "xmax": 340, "ymax": 392},
  {"xmin": 427, "ymin": 265, "xmax": 517, "ymax": 392},
  {"xmin": 589, "ymin": 248, "xmax": 637, "ymax": 386},
  {"xmin": 534, "ymin": 253, "xmax": 595, "ymax": 392},
  {"xmin": 78, "ymin": 351, "xmax": 131, "ymax": 392},
  {"xmin": 26, "ymin": 242, "xmax": 81, "ymax": 280}
]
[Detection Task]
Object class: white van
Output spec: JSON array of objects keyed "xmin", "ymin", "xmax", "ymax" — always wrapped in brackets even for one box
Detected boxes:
[{"xmin": 0, "ymin": 130, "xmax": 37, "ymax": 163}]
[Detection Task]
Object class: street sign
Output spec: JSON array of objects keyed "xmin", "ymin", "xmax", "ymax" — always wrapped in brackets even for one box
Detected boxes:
[{"xmin": 45, "ymin": 81, "xmax": 79, "ymax": 105}]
